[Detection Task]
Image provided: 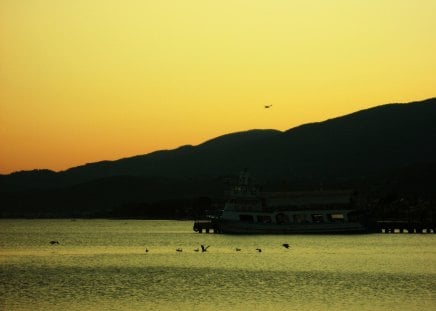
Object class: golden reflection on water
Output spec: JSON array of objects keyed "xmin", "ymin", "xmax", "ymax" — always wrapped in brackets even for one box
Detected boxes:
[{"xmin": 0, "ymin": 219, "xmax": 435, "ymax": 311}]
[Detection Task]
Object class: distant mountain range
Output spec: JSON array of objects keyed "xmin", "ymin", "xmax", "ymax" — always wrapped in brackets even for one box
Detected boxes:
[{"xmin": 1, "ymin": 97, "xmax": 436, "ymax": 218}]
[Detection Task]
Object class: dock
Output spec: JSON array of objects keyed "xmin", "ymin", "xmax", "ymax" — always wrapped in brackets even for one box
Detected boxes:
[
  {"xmin": 375, "ymin": 221, "xmax": 435, "ymax": 233},
  {"xmin": 193, "ymin": 220, "xmax": 221, "ymax": 233},
  {"xmin": 193, "ymin": 220, "xmax": 435, "ymax": 234}
]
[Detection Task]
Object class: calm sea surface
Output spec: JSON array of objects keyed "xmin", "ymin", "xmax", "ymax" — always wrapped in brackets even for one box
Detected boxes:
[{"xmin": 0, "ymin": 219, "xmax": 435, "ymax": 311}]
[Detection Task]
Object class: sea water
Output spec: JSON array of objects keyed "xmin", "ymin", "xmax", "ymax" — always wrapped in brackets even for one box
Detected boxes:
[{"xmin": 0, "ymin": 219, "xmax": 435, "ymax": 311}]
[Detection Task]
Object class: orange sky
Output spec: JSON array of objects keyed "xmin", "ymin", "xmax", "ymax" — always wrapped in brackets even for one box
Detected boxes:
[{"xmin": 1, "ymin": 0, "xmax": 435, "ymax": 174}]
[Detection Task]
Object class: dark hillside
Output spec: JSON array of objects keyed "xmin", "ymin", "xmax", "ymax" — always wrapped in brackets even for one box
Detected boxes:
[{"xmin": 1, "ymin": 98, "xmax": 435, "ymax": 218}]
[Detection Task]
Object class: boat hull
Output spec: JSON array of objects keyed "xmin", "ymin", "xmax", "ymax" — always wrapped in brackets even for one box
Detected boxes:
[{"xmin": 218, "ymin": 219, "xmax": 368, "ymax": 234}]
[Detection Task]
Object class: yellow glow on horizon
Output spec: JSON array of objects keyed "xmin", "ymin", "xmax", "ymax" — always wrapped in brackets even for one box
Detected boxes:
[{"xmin": 1, "ymin": 0, "xmax": 435, "ymax": 173}]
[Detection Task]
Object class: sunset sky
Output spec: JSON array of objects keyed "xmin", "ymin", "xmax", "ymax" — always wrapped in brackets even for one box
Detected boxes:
[{"xmin": 1, "ymin": 0, "xmax": 435, "ymax": 174}]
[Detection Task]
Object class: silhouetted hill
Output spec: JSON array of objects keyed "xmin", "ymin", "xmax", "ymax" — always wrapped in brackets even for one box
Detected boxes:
[
  {"xmin": 1, "ymin": 97, "xmax": 435, "ymax": 218},
  {"xmin": 57, "ymin": 129, "xmax": 282, "ymax": 185},
  {"xmin": 262, "ymin": 98, "xmax": 436, "ymax": 180}
]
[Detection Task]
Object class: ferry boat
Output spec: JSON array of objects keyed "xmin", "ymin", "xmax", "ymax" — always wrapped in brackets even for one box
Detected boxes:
[{"xmin": 214, "ymin": 170, "xmax": 368, "ymax": 234}]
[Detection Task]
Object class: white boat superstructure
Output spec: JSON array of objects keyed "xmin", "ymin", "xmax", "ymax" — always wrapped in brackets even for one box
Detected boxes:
[{"xmin": 217, "ymin": 170, "xmax": 367, "ymax": 234}]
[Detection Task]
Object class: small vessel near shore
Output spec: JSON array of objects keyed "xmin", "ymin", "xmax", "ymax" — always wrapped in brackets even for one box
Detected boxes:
[{"xmin": 195, "ymin": 170, "xmax": 369, "ymax": 234}]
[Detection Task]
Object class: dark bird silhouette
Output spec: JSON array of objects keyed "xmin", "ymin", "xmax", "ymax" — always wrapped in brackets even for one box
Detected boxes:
[
  {"xmin": 176, "ymin": 248, "xmax": 183, "ymax": 252},
  {"xmin": 264, "ymin": 104, "xmax": 272, "ymax": 108},
  {"xmin": 256, "ymin": 248, "xmax": 262, "ymax": 252},
  {"xmin": 145, "ymin": 248, "xmax": 149, "ymax": 253},
  {"xmin": 49, "ymin": 240, "xmax": 59, "ymax": 245},
  {"xmin": 282, "ymin": 243, "xmax": 290, "ymax": 249},
  {"xmin": 201, "ymin": 245, "xmax": 210, "ymax": 252},
  {"xmin": 235, "ymin": 248, "xmax": 241, "ymax": 252}
]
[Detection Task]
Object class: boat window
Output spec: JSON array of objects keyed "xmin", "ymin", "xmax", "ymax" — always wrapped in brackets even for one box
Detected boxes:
[
  {"xmin": 293, "ymin": 214, "xmax": 308, "ymax": 224},
  {"xmin": 328, "ymin": 213, "xmax": 345, "ymax": 222},
  {"xmin": 311, "ymin": 214, "xmax": 324, "ymax": 223},
  {"xmin": 276, "ymin": 213, "xmax": 289, "ymax": 224},
  {"xmin": 348, "ymin": 211, "xmax": 359, "ymax": 222},
  {"xmin": 257, "ymin": 215, "xmax": 272, "ymax": 223},
  {"xmin": 239, "ymin": 215, "xmax": 254, "ymax": 222}
]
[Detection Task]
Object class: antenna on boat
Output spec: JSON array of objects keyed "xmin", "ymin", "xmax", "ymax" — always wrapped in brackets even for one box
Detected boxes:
[{"xmin": 239, "ymin": 168, "xmax": 250, "ymax": 186}]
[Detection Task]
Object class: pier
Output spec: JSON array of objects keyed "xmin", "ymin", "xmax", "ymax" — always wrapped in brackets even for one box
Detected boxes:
[
  {"xmin": 375, "ymin": 221, "xmax": 435, "ymax": 233},
  {"xmin": 193, "ymin": 219, "xmax": 436, "ymax": 234},
  {"xmin": 193, "ymin": 220, "xmax": 221, "ymax": 233}
]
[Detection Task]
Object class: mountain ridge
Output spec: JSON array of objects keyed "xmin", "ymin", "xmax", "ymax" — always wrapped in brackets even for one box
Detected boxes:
[
  {"xmin": 1, "ymin": 97, "xmax": 435, "ymax": 189},
  {"xmin": 1, "ymin": 97, "xmax": 436, "ymax": 218}
]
